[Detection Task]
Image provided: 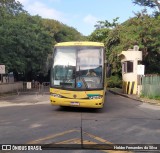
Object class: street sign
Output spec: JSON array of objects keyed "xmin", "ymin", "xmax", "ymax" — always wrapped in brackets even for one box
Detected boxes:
[
  {"xmin": 27, "ymin": 82, "xmax": 31, "ymax": 89},
  {"xmin": 137, "ymin": 65, "xmax": 145, "ymax": 75},
  {"xmin": 0, "ymin": 65, "xmax": 5, "ymax": 74}
]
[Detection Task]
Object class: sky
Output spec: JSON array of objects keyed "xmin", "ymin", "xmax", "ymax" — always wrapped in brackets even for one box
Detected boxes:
[{"xmin": 16, "ymin": 0, "xmax": 149, "ymax": 36}]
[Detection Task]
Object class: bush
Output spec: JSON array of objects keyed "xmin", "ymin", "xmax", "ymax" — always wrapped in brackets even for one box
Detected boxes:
[{"xmin": 106, "ymin": 75, "xmax": 122, "ymax": 88}]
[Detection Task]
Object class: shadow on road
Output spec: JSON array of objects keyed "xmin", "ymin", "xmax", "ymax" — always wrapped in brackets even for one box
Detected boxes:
[{"xmin": 54, "ymin": 106, "xmax": 104, "ymax": 114}]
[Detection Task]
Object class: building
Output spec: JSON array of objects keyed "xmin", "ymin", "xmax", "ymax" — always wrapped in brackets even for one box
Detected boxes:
[{"xmin": 119, "ymin": 46, "xmax": 144, "ymax": 95}]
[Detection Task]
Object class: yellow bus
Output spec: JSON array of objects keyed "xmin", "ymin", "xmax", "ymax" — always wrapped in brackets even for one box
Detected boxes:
[{"xmin": 50, "ymin": 41, "xmax": 106, "ymax": 108}]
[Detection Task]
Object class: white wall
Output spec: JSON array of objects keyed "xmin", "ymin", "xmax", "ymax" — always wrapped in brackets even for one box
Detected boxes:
[
  {"xmin": 120, "ymin": 51, "xmax": 142, "ymax": 82},
  {"xmin": 0, "ymin": 82, "xmax": 23, "ymax": 93}
]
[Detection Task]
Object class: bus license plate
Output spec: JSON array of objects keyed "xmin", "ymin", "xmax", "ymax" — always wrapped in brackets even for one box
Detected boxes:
[{"xmin": 70, "ymin": 102, "xmax": 80, "ymax": 106}]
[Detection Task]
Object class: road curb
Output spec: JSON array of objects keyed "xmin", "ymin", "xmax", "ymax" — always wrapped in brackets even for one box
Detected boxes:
[
  {"xmin": 108, "ymin": 90, "xmax": 143, "ymax": 102},
  {"xmin": 109, "ymin": 90, "xmax": 160, "ymax": 106}
]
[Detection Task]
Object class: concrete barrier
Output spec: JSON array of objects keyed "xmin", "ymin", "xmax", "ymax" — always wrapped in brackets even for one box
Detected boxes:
[
  {"xmin": 122, "ymin": 81, "xmax": 137, "ymax": 95},
  {"xmin": 0, "ymin": 82, "xmax": 23, "ymax": 94}
]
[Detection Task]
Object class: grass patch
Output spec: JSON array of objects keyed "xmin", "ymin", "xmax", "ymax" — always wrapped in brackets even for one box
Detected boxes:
[{"xmin": 140, "ymin": 94, "xmax": 160, "ymax": 100}]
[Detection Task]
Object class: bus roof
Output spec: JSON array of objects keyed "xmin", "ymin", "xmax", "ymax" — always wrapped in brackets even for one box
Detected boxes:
[{"xmin": 54, "ymin": 41, "xmax": 104, "ymax": 47}]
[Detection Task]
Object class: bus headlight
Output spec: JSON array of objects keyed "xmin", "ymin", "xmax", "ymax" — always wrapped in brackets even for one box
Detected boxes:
[
  {"xmin": 50, "ymin": 93, "xmax": 62, "ymax": 98},
  {"xmin": 89, "ymin": 96, "xmax": 102, "ymax": 99}
]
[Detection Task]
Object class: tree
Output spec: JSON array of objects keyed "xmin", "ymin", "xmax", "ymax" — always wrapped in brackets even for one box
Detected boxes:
[
  {"xmin": 0, "ymin": 0, "xmax": 53, "ymax": 81},
  {"xmin": 107, "ymin": 13, "xmax": 160, "ymax": 74},
  {"xmin": 132, "ymin": 0, "xmax": 160, "ymax": 11},
  {"xmin": 89, "ymin": 28, "xmax": 110, "ymax": 43},
  {"xmin": 42, "ymin": 19, "xmax": 86, "ymax": 43},
  {"xmin": 90, "ymin": 18, "xmax": 121, "ymax": 76},
  {"xmin": 94, "ymin": 17, "xmax": 119, "ymax": 29},
  {"xmin": 0, "ymin": 0, "xmax": 26, "ymax": 15},
  {"xmin": 90, "ymin": 12, "xmax": 160, "ymax": 76},
  {"xmin": 0, "ymin": 0, "xmax": 87, "ymax": 81},
  {"xmin": 0, "ymin": 13, "xmax": 53, "ymax": 80}
]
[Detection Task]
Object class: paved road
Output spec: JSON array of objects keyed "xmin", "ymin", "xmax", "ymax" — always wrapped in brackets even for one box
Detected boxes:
[{"xmin": 0, "ymin": 91, "xmax": 160, "ymax": 153}]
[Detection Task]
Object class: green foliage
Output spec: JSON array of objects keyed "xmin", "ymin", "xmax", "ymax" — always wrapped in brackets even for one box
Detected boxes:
[
  {"xmin": 90, "ymin": 12, "xmax": 160, "ymax": 77},
  {"xmin": 90, "ymin": 18, "xmax": 122, "ymax": 76},
  {"xmin": 133, "ymin": 0, "xmax": 157, "ymax": 8},
  {"xmin": 0, "ymin": 0, "xmax": 87, "ymax": 81},
  {"xmin": 94, "ymin": 17, "xmax": 119, "ymax": 29},
  {"xmin": 132, "ymin": 0, "xmax": 160, "ymax": 11},
  {"xmin": 106, "ymin": 75, "xmax": 122, "ymax": 88},
  {"xmin": 89, "ymin": 28, "xmax": 110, "ymax": 43},
  {"xmin": 141, "ymin": 95, "xmax": 160, "ymax": 100},
  {"xmin": 0, "ymin": 12, "xmax": 53, "ymax": 80},
  {"xmin": 1, "ymin": 0, "xmax": 159, "ymax": 83},
  {"xmin": 0, "ymin": 0, "xmax": 26, "ymax": 15},
  {"xmin": 42, "ymin": 19, "xmax": 87, "ymax": 43},
  {"xmin": 119, "ymin": 13, "xmax": 160, "ymax": 74},
  {"xmin": 54, "ymin": 26, "xmax": 85, "ymax": 42}
]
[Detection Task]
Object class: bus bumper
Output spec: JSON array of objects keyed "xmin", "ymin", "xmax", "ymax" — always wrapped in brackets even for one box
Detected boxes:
[{"xmin": 50, "ymin": 97, "xmax": 104, "ymax": 108}]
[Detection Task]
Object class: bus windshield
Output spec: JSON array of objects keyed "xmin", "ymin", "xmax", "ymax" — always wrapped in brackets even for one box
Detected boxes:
[{"xmin": 51, "ymin": 46, "xmax": 104, "ymax": 90}]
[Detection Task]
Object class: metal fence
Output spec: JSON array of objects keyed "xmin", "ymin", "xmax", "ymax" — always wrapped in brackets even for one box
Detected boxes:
[
  {"xmin": 142, "ymin": 75, "xmax": 160, "ymax": 98},
  {"xmin": 17, "ymin": 82, "xmax": 50, "ymax": 95}
]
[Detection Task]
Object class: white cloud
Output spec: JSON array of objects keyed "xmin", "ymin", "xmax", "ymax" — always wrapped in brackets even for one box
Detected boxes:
[
  {"xmin": 16, "ymin": 0, "xmax": 30, "ymax": 5},
  {"xmin": 48, "ymin": 0, "xmax": 61, "ymax": 2},
  {"xmin": 17, "ymin": 0, "xmax": 60, "ymax": 4},
  {"xmin": 27, "ymin": 1, "xmax": 64, "ymax": 20},
  {"xmin": 83, "ymin": 14, "xmax": 98, "ymax": 25},
  {"xmin": 16, "ymin": 0, "xmax": 65, "ymax": 22},
  {"xmin": 16, "ymin": 0, "xmax": 92, "ymax": 35}
]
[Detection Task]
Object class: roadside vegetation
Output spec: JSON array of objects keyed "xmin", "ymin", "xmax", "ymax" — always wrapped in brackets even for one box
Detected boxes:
[
  {"xmin": 89, "ymin": 0, "xmax": 160, "ymax": 89},
  {"xmin": 0, "ymin": 0, "xmax": 159, "ymax": 93},
  {"xmin": 0, "ymin": 0, "xmax": 86, "ymax": 81}
]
